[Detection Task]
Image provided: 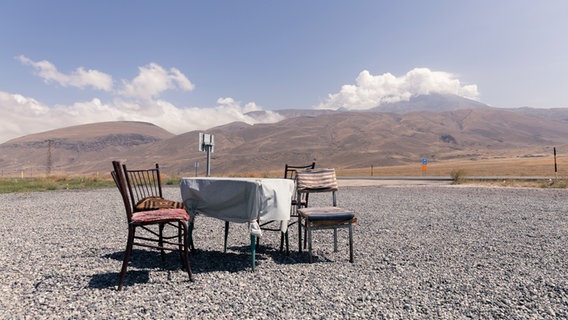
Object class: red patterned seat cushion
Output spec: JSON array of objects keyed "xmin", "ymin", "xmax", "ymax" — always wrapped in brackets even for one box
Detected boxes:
[
  {"xmin": 131, "ymin": 208, "xmax": 189, "ymax": 223},
  {"xmin": 135, "ymin": 197, "xmax": 185, "ymax": 211}
]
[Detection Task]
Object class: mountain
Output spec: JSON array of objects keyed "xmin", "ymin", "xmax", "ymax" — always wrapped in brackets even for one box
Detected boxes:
[
  {"xmin": 0, "ymin": 121, "xmax": 174, "ymax": 174},
  {"xmin": 2, "ymin": 95, "xmax": 568, "ymax": 177},
  {"xmin": 370, "ymin": 93, "xmax": 490, "ymax": 113}
]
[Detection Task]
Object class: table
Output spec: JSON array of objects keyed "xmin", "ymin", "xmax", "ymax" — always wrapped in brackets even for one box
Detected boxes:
[{"xmin": 180, "ymin": 177, "xmax": 294, "ymax": 270}]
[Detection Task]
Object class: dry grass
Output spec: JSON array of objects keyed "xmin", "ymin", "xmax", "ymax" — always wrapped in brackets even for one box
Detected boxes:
[
  {"xmin": 458, "ymin": 178, "xmax": 567, "ymax": 188},
  {"xmin": 334, "ymin": 155, "xmax": 567, "ymax": 178},
  {"xmin": 3, "ymin": 156, "xmax": 564, "ymax": 193}
]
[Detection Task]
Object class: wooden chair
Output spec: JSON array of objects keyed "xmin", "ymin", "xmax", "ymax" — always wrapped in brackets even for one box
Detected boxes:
[
  {"xmin": 111, "ymin": 161, "xmax": 193, "ymax": 290},
  {"xmin": 296, "ymin": 168, "xmax": 355, "ymax": 263},
  {"xmin": 121, "ymin": 162, "xmax": 194, "ymax": 251},
  {"xmin": 283, "ymin": 162, "xmax": 315, "ymax": 254},
  {"xmin": 257, "ymin": 162, "xmax": 315, "ymax": 255}
]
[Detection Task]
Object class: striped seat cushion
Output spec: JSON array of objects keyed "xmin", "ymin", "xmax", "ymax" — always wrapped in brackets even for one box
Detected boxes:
[
  {"xmin": 131, "ymin": 208, "xmax": 189, "ymax": 223},
  {"xmin": 296, "ymin": 168, "xmax": 338, "ymax": 192},
  {"xmin": 135, "ymin": 197, "xmax": 185, "ymax": 211}
]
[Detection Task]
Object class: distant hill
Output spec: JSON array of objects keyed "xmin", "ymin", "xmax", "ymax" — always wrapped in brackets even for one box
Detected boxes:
[
  {"xmin": 0, "ymin": 121, "xmax": 174, "ymax": 174},
  {"xmin": 2, "ymin": 95, "xmax": 568, "ymax": 177}
]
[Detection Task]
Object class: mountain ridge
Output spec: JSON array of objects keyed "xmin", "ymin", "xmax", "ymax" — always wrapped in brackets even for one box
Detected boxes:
[{"xmin": 2, "ymin": 95, "xmax": 568, "ymax": 176}]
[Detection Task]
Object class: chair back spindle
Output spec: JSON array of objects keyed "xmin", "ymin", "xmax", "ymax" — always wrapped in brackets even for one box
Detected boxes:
[{"xmin": 123, "ymin": 163, "xmax": 163, "ymax": 209}]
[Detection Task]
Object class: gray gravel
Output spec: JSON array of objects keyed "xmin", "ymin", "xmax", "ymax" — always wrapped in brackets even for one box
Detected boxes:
[{"xmin": 1, "ymin": 185, "xmax": 567, "ymax": 319}]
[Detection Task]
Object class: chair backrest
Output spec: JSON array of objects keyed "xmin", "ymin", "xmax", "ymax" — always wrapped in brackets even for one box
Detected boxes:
[
  {"xmin": 295, "ymin": 168, "xmax": 338, "ymax": 193},
  {"xmin": 122, "ymin": 162, "xmax": 164, "ymax": 209},
  {"xmin": 285, "ymin": 162, "xmax": 316, "ymax": 208},
  {"xmin": 284, "ymin": 162, "xmax": 316, "ymax": 179},
  {"xmin": 296, "ymin": 168, "xmax": 339, "ymax": 207},
  {"xmin": 111, "ymin": 160, "xmax": 135, "ymax": 222}
]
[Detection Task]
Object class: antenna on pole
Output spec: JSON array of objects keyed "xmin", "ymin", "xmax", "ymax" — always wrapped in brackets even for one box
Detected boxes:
[{"xmin": 199, "ymin": 133, "xmax": 214, "ymax": 177}]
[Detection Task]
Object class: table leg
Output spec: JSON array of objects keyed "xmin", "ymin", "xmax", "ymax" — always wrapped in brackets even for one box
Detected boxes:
[
  {"xmin": 250, "ymin": 234, "xmax": 256, "ymax": 271},
  {"xmin": 224, "ymin": 221, "xmax": 229, "ymax": 253},
  {"xmin": 298, "ymin": 215, "xmax": 302, "ymax": 253}
]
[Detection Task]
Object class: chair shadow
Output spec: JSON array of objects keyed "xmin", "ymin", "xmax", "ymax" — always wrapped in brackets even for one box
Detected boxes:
[
  {"xmin": 91, "ymin": 241, "xmax": 316, "ymax": 289},
  {"xmin": 89, "ymin": 270, "xmax": 149, "ymax": 289},
  {"xmin": 90, "ymin": 249, "xmax": 189, "ymax": 289}
]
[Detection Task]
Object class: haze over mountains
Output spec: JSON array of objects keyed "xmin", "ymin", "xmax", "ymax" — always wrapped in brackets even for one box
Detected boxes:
[{"xmin": 2, "ymin": 94, "xmax": 568, "ymax": 177}]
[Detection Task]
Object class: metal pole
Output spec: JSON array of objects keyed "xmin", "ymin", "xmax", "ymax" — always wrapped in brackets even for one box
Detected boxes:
[
  {"xmin": 554, "ymin": 147, "xmax": 558, "ymax": 179},
  {"xmin": 206, "ymin": 146, "xmax": 211, "ymax": 177}
]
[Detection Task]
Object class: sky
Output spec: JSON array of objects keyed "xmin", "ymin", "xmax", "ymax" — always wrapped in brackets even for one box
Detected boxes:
[{"xmin": 1, "ymin": 1, "xmax": 567, "ymax": 143}]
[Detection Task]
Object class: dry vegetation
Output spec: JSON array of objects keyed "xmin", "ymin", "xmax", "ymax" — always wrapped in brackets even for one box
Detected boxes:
[
  {"xmin": 2, "ymin": 156, "xmax": 567, "ymax": 193},
  {"xmin": 335, "ymin": 155, "xmax": 567, "ymax": 178},
  {"xmin": 247, "ymin": 155, "xmax": 568, "ymax": 188},
  {"xmin": 205, "ymin": 155, "xmax": 566, "ymax": 180}
]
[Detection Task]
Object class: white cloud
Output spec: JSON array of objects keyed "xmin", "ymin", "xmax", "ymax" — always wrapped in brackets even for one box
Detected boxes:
[
  {"xmin": 316, "ymin": 67, "xmax": 479, "ymax": 110},
  {"xmin": 0, "ymin": 90, "xmax": 284, "ymax": 143},
  {"xmin": 119, "ymin": 63, "xmax": 195, "ymax": 100},
  {"xmin": 2, "ymin": 60, "xmax": 472, "ymax": 143},
  {"xmin": 16, "ymin": 55, "xmax": 113, "ymax": 91},
  {"xmin": 0, "ymin": 58, "xmax": 284, "ymax": 142}
]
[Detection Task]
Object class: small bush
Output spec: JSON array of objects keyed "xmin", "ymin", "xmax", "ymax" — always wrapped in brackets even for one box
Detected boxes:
[
  {"xmin": 450, "ymin": 169, "xmax": 467, "ymax": 184},
  {"xmin": 541, "ymin": 178, "xmax": 568, "ymax": 188},
  {"xmin": 164, "ymin": 177, "xmax": 179, "ymax": 185}
]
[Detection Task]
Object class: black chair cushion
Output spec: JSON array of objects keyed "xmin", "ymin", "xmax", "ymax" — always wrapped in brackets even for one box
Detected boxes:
[{"xmin": 298, "ymin": 207, "xmax": 355, "ymax": 221}]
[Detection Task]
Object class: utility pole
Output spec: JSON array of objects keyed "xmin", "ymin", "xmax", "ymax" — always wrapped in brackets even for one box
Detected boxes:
[{"xmin": 46, "ymin": 139, "xmax": 53, "ymax": 176}]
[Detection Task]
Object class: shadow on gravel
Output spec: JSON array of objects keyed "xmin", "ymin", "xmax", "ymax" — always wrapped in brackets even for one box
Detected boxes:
[
  {"xmin": 90, "ymin": 249, "xmax": 191, "ymax": 289},
  {"xmin": 89, "ymin": 270, "xmax": 149, "ymax": 290},
  {"xmin": 187, "ymin": 242, "xmax": 313, "ymax": 273},
  {"xmin": 95, "ymin": 243, "xmax": 307, "ymax": 285},
  {"xmin": 103, "ymin": 249, "xmax": 187, "ymax": 270},
  {"xmin": 189, "ymin": 243, "xmax": 289, "ymax": 273}
]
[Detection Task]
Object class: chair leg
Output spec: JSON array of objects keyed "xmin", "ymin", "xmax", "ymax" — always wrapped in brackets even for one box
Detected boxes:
[
  {"xmin": 349, "ymin": 223, "xmax": 354, "ymax": 263},
  {"xmin": 178, "ymin": 222, "xmax": 184, "ymax": 265},
  {"xmin": 188, "ymin": 219, "xmax": 195, "ymax": 252},
  {"xmin": 333, "ymin": 227, "xmax": 338, "ymax": 252},
  {"xmin": 307, "ymin": 225, "xmax": 313, "ymax": 263},
  {"xmin": 118, "ymin": 226, "xmax": 136, "ymax": 291},
  {"xmin": 303, "ymin": 225, "xmax": 307, "ymax": 250},
  {"xmin": 181, "ymin": 221, "xmax": 193, "ymax": 280},
  {"xmin": 224, "ymin": 221, "xmax": 230, "ymax": 253},
  {"xmin": 285, "ymin": 231, "xmax": 290, "ymax": 255},
  {"xmin": 298, "ymin": 216, "xmax": 302, "ymax": 253},
  {"xmin": 159, "ymin": 223, "xmax": 166, "ymax": 261}
]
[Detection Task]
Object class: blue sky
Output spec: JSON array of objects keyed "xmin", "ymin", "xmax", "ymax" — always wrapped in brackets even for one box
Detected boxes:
[{"xmin": 0, "ymin": 1, "xmax": 567, "ymax": 142}]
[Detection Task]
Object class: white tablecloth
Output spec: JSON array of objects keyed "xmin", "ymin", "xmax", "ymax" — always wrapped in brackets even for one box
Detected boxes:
[{"xmin": 180, "ymin": 177, "xmax": 294, "ymax": 236}]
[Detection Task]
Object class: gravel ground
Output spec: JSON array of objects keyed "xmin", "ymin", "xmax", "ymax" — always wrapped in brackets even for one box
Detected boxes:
[{"xmin": 1, "ymin": 185, "xmax": 567, "ymax": 319}]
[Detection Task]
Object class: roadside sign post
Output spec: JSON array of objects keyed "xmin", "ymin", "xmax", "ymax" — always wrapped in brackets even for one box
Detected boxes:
[
  {"xmin": 554, "ymin": 147, "xmax": 558, "ymax": 179},
  {"xmin": 421, "ymin": 158, "xmax": 428, "ymax": 175},
  {"xmin": 199, "ymin": 133, "xmax": 214, "ymax": 177}
]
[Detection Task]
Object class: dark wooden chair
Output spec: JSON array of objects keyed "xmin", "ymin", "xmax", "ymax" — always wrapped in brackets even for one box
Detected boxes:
[
  {"xmin": 296, "ymin": 168, "xmax": 356, "ymax": 263},
  {"xmin": 283, "ymin": 162, "xmax": 316, "ymax": 254},
  {"xmin": 257, "ymin": 162, "xmax": 315, "ymax": 255},
  {"xmin": 121, "ymin": 162, "xmax": 194, "ymax": 251},
  {"xmin": 111, "ymin": 160, "xmax": 193, "ymax": 290}
]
